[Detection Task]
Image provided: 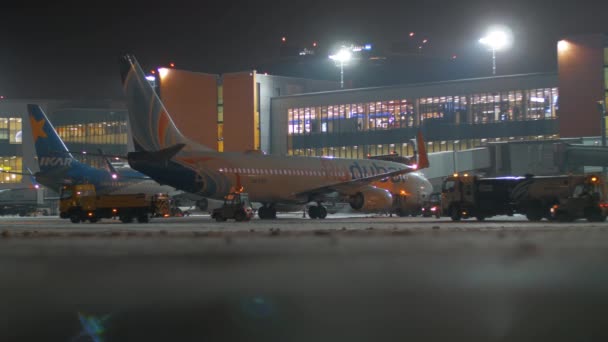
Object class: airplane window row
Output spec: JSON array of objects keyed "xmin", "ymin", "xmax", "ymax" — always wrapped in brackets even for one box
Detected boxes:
[{"xmin": 218, "ymin": 168, "xmax": 346, "ymax": 178}]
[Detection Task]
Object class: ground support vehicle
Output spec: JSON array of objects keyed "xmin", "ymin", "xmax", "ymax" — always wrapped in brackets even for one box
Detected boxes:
[
  {"xmin": 421, "ymin": 192, "xmax": 441, "ymax": 218},
  {"xmin": 549, "ymin": 175, "xmax": 608, "ymax": 222},
  {"xmin": 441, "ymin": 174, "xmax": 520, "ymax": 221},
  {"xmin": 441, "ymin": 173, "xmax": 607, "ymax": 222},
  {"xmin": 211, "ymin": 192, "xmax": 254, "ymax": 222},
  {"xmin": 59, "ymin": 184, "xmax": 170, "ymax": 223}
]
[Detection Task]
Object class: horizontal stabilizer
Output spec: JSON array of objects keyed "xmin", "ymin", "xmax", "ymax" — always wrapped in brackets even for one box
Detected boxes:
[{"xmin": 127, "ymin": 143, "xmax": 186, "ymax": 163}]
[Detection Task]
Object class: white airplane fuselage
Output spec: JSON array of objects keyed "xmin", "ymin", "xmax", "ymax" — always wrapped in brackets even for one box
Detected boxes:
[{"xmin": 137, "ymin": 149, "xmax": 411, "ymax": 204}]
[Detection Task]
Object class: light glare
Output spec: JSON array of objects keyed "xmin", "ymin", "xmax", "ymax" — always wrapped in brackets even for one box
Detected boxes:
[
  {"xmin": 479, "ymin": 28, "xmax": 511, "ymax": 51},
  {"xmin": 158, "ymin": 68, "xmax": 169, "ymax": 79},
  {"xmin": 557, "ymin": 40, "xmax": 569, "ymax": 52},
  {"xmin": 329, "ymin": 49, "xmax": 352, "ymax": 63}
]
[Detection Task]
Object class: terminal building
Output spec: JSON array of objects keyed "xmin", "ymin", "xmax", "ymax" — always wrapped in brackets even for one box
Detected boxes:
[{"xmin": 0, "ymin": 34, "xmax": 606, "ymax": 193}]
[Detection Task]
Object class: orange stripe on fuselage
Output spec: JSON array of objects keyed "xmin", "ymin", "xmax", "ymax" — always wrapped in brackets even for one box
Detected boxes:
[{"xmin": 175, "ymin": 156, "xmax": 217, "ymax": 167}]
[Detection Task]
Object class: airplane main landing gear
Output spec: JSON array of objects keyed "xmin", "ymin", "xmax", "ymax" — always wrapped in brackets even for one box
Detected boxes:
[
  {"xmin": 308, "ymin": 205, "xmax": 327, "ymax": 219},
  {"xmin": 258, "ymin": 205, "xmax": 277, "ymax": 219}
]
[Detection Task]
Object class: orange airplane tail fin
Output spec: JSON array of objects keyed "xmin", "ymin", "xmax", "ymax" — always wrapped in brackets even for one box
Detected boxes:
[{"xmin": 416, "ymin": 130, "xmax": 430, "ymax": 169}]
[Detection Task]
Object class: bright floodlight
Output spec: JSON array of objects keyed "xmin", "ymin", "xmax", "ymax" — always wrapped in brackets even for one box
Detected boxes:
[
  {"xmin": 329, "ymin": 48, "xmax": 352, "ymax": 63},
  {"xmin": 479, "ymin": 30, "xmax": 510, "ymax": 51},
  {"xmin": 329, "ymin": 48, "xmax": 352, "ymax": 89},
  {"xmin": 479, "ymin": 27, "xmax": 512, "ymax": 75}
]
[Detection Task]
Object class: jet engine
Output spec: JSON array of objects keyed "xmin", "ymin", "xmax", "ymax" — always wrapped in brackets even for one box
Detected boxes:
[{"xmin": 349, "ymin": 186, "xmax": 393, "ymax": 211}]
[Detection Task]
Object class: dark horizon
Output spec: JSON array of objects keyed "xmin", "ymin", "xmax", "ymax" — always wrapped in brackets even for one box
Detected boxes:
[{"xmin": 0, "ymin": 1, "xmax": 607, "ymax": 100}]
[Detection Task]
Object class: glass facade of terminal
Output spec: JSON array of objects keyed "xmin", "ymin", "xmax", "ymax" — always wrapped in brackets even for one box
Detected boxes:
[
  {"xmin": 52, "ymin": 109, "xmax": 128, "ymax": 169},
  {"xmin": 0, "ymin": 117, "xmax": 23, "ymax": 144},
  {"xmin": 0, "ymin": 156, "xmax": 23, "ymax": 184},
  {"xmin": 0, "ymin": 116, "xmax": 23, "ymax": 183},
  {"xmin": 287, "ymin": 87, "xmax": 559, "ymax": 157},
  {"xmin": 55, "ymin": 122, "xmax": 128, "ymax": 145}
]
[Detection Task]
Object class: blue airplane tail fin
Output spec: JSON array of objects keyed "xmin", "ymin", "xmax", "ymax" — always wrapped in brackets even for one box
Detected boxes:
[{"xmin": 27, "ymin": 104, "xmax": 78, "ymax": 173}]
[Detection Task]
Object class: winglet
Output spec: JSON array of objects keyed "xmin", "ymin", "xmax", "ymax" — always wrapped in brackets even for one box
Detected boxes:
[
  {"xmin": 416, "ymin": 130, "xmax": 430, "ymax": 169},
  {"xmin": 98, "ymin": 148, "xmax": 119, "ymax": 179},
  {"xmin": 26, "ymin": 167, "xmax": 41, "ymax": 189}
]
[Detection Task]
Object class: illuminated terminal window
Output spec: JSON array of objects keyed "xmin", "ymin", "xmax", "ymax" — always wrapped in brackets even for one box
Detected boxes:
[
  {"xmin": 287, "ymin": 135, "xmax": 558, "ymax": 158},
  {"xmin": 56, "ymin": 121, "xmax": 128, "ymax": 145},
  {"xmin": 0, "ymin": 117, "xmax": 23, "ymax": 144},
  {"xmin": 0, "ymin": 156, "xmax": 23, "ymax": 183},
  {"xmin": 287, "ymin": 87, "xmax": 559, "ymax": 137}
]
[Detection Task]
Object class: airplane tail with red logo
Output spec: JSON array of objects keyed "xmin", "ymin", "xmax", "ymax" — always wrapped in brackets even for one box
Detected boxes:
[
  {"xmin": 415, "ymin": 130, "xmax": 430, "ymax": 170},
  {"xmin": 119, "ymin": 54, "xmax": 213, "ymax": 153}
]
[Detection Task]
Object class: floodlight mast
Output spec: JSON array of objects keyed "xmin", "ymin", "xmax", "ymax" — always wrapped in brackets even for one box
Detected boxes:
[
  {"xmin": 479, "ymin": 29, "xmax": 510, "ymax": 75},
  {"xmin": 329, "ymin": 48, "xmax": 352, "ymax": 89}
]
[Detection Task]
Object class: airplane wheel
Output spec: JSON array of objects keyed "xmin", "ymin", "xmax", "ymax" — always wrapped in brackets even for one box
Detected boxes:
[
  {"xmin": 526, "ymin": 205, "xmax": 544, "ymax": 221},
  {"xmin": 235, "ymin": 211, "xmax": 246, "ymax": 222},
  {"xmin": 318, "ymin": 206, "xmax": 327, "ymax": 219},
  {"xmin": 556, "ymin": 211, "xmax": 573, "ymax": 222},
  {"xmin": 396, "ymin": 208, "xmax": 408, "ymax": 217},
  {"xmin": 270, "ymin": 207, "xmax": 277, "ymax": 219},
  {"xmin": 308, "ymin": 206, "xmax": 319, "ymax": 219},
  {"xmin": 258, "ymin": 207, "xmax": 270, "ymax": 219},
  {"xmin": 450, "ymin": 206, "xmax": 461, "ymax": 221}
]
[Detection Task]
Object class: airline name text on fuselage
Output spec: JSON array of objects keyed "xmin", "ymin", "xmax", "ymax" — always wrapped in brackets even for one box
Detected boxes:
[{"xmin": 39, "ymin": 157, "xmax": 73, "ymax": 167}]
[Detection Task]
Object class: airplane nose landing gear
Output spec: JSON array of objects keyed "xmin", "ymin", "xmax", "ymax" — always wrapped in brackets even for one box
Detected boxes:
[{"xmin": 308, "ymin": 204, "xmax": 327, "ymax": 219}]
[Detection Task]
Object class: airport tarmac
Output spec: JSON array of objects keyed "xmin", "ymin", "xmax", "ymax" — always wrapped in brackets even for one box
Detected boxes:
[{"xmin": 2, "ymin": 214, "xmax": 608, "ymax": 341}]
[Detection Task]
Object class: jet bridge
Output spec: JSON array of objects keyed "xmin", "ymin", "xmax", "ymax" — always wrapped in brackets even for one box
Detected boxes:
[{"xmin": 554, "ymin": 143, "xmax": 608, "ymax": 171}]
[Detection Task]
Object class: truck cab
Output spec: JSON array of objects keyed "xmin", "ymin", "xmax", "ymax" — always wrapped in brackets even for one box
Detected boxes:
[
  {"xmin": 550, "ymin": 175, "xmax": 608, "ymax": 222},
  {"xmin": 59, "ymin": 184, "xmax": 97, "ymax": 222},
  {"xmin": 441, "ymin": 174, "xmax": 478, "ymax": 221},
  {"xmin": 212, "ymin": 192, "xmax": 254, "ymax": 222}
]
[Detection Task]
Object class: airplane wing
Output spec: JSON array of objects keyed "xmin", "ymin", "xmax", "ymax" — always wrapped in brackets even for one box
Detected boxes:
[
  {"xmin": 98, "ymin": 148, "xmax": 119, "ymax": 176},
  {"xmin": 294, "ymin": 130, "xmax": 428, "ymax": 200},
  {"xmin": 293, "ymin": 164, "xmax": 419, "ymax": 199},
  {"xmin": 0, "ymin": 170, "xmax": 28, "ymax": 176}
]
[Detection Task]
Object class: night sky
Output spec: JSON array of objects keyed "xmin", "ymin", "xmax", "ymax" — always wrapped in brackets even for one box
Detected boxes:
[{"xmin": 1, "ymin": 0, "xmax": 607, "ymax": 99}]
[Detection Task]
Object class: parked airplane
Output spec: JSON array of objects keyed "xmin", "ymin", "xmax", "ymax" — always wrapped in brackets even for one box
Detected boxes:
[
  {"xmin": 120, "ymin": 54, "xmax": 430, "ymax": 219},
  {"xmin": 26, "ymin": 104, "xmax": 178, "ymax": 197},
  {"xmin": 366, "ymin": 152, "xmax": 432, "ymax": 216}
]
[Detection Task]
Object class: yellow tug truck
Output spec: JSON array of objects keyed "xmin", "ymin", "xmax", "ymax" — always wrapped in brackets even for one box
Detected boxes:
[{"xmin": 59, "ymin": 184, "xmax": 171, "ymax": 223}]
